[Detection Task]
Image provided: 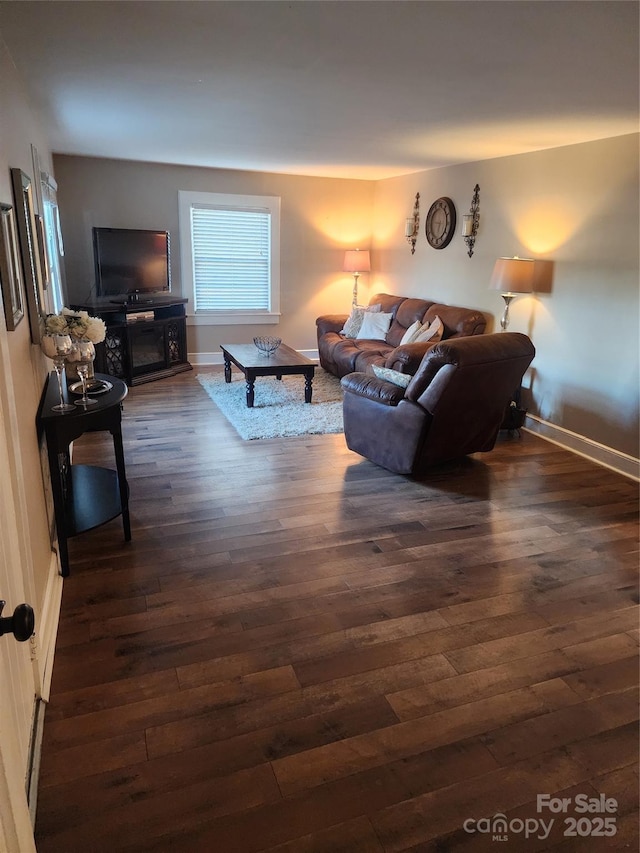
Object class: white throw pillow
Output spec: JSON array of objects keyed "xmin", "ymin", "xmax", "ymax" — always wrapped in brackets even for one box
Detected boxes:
[
  {"xmin": 356, "ymin": 311, "xmax": 393, "ymax": 340},
  {"xmin": 412, "ymin": 315, "xmax": 444, "ymax": 344},
  {"xmin": 340, "ymin": 303, "xmax": 382, "ymax": 338},
  {"xmin": 372, "ymin": 365, "xmax": 411, "ymax": 388},
  {"xmin": 399, "ymin": 320, "xmax": 422, "ymax": 346}
]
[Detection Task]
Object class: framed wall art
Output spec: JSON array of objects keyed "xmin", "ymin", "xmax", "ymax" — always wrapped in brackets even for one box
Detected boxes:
[
  {"xmin": 11, "ymin": 167, "xmax": 45, "ymax": 343},
  {"xmin": 0, "ymin": 203, "xmax": 25, "ymax": 331}
]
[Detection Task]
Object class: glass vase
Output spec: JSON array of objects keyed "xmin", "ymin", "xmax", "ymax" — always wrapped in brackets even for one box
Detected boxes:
[{"xmin": 66, "ymin": 338, "xmax": 96, "ymax": 382}]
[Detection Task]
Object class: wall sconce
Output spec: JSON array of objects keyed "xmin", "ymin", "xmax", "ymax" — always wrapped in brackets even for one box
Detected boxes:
[
  {"xmin": 489, "ymin": 256, "xmax": 535, "ymax": 330},
  {"xmin": 343, "ymin": 248, "xmax": 371, "ymax": 307},
  {"xmin": 405, "ymin": 192, "xmax": 420, "ymax": 254},
  {"xmin": 462, "ymin": 184, "xmax": 480, "ymax": 257}
]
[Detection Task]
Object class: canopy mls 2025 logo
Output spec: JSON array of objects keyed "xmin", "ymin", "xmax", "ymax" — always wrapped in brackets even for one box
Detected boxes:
[{"xmin": 463, "ymin": 793, "xmax": 619, "ymax": 842}]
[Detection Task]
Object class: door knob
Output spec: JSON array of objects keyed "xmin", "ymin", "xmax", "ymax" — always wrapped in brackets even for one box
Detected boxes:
[{"xmin": 0, "ymin": 600, "xmax": 35, "ymax": 642}]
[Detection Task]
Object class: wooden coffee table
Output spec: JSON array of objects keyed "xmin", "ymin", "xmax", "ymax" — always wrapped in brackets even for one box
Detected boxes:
[{"xmin": 220, "ymin": 343, "xmax": 316, "ymax": 408}]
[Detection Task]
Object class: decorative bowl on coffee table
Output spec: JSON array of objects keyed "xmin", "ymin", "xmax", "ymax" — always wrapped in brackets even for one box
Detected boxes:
[{"xmin": 253, "ymin": 336, "xmax": 282, "ymax": 356}]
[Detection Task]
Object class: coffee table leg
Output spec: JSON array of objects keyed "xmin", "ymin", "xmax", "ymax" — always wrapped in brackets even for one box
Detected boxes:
[
  {"xmin": 223, "ymin": 353, "xmax": 232, "ymax": 383},
  {"xmin": 246, "ymin": 372, "xmax": 255, "ymax": 408},
  {"xmin": 304, "ymin": 371, "xmax": 313, "ymax": 403}
]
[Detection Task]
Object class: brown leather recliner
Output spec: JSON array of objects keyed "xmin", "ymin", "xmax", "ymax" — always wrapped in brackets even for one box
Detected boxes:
[{"xmin": 341, "ymin": 332, "xmax": 535, "ymax": 475}]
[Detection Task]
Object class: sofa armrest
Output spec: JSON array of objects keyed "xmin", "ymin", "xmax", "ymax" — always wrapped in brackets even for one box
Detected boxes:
[
  {"xmin": 424, "ymin": 304, "xmax": 487, "ymax": 338},
  {"xmin": 385, "ymin": 341, "xmax": 437, "ymax": 375},
  {"xmin": 316, "ymin": 314, "xmax": 348, "ymax": 337},
  {"xmin": 340, "ymin": 372, "xmax": 406, "ymax": 406}
]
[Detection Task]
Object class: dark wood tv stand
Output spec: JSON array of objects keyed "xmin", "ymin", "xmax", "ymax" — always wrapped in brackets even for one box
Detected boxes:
[{"xmin": 72, "ymin": 297, "xmax": 192, "ymax": 386}]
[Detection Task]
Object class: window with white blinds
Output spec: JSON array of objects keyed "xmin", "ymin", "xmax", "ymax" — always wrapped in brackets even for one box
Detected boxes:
[{"xmin": 179, "ymin": 191, "xmax": 280, "ymax": 325}]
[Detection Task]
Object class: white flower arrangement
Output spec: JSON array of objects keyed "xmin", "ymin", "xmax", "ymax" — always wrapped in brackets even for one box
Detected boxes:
[{"xmin": 43, "ymin": 308, "xmax": 106, "ymax": 344}]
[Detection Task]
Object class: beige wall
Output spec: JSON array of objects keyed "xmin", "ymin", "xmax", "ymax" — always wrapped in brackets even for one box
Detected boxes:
[
  {"xmin": 371, "ymin": 135, "xmax": 639, "ymax": 459},
  {"xmin": 53, "ymin": 155, "xmax": 375, "ymax": 354},
  {"xmin": 55, "ymin": 137, "xmax": 639, "ymax": 461},
  {"xmin": 0, "ymin": 41, "xmax": 57, "ymax": 616}
]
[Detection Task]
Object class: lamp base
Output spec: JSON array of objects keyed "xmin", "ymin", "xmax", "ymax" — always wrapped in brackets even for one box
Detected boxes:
[
  {"xmin": 352, "ymin": 272, "xmax": 360, "ymax": 308},
  {"xmin": 500, "ymin": 293, "xmax": 515, "ymax": 331}
]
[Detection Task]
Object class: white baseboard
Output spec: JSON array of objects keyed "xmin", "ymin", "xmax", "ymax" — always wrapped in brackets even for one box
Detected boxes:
[
  {"xmin": 34, "ymin": 552, "xmax": 63, "ymax": 701},
  {"xmin": 27, "ymin": 699, "xmax": 46, "ymax": 827},
  {"xmin": 188, "ymin": 349, "xmax": 319, "ymax": 366},
  {"xmin": 524, "ymin": 414, "xmax": 639, "ymax": 482}
]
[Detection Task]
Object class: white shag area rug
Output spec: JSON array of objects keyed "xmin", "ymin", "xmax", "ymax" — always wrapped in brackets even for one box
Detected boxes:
[{"xmin": 196, "ymin": 369, "xmax": 344, "ymax": 440}]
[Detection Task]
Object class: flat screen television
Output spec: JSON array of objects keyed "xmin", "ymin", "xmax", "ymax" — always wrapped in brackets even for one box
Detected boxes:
[{"xmin": 93, "ymin": 227, "xmax": 171, "ymax": 300}]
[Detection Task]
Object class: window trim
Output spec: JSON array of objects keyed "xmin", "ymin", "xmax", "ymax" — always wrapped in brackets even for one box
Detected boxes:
[
  {"xmin": 40, "ymin": 171, "xmax": 66, "ymax": 313},
  {"xmin": 178, "ymin": 190, "xmax": 281, "ymax": 326}
]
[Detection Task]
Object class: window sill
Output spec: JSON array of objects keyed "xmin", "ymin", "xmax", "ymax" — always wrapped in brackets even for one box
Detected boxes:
[{"xmin": 187, "ymin": 312, "xmax": 281, "ymax": 326}]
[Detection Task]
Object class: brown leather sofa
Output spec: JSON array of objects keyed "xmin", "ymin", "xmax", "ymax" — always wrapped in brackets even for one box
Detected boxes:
[
  {"xmin": 316, "ymin": 293, "xmax": 486, "ymax": 379},
  {"xmin": 341, "ymin": 332, "xmax": 535, "ymax": 475}
]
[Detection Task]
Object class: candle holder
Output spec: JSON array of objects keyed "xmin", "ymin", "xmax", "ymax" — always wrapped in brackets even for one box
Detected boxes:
[
  {"xmin": 43, "ymin": 334, "xmax": 75, "ymax": 413},
  {"xmin": 405, "ymin": 192, "xmax": 420, "ymax": 254},
  {"xmin": 463, "ymin": 184, "xmax": 480, "ymax": 258},
  {"xmin": 73, "ymin": 340, "xmax": 98, "ymax": 408}
]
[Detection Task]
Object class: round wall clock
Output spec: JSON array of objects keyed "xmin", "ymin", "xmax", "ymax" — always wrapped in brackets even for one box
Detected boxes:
[{"xmin": 425, "ymin": 197, "xmax": 457, "ymax": 249}]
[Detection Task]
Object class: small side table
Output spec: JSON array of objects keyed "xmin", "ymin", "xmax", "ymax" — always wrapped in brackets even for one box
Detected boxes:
[{"xmin": 36, "ymin": 373, "xmax": 131, "ymax": 577}]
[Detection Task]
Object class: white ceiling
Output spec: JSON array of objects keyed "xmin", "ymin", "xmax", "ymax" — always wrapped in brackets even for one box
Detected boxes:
[{"xmin": 1, "ymin": 1, "xmax": 638, "ymax": 180}]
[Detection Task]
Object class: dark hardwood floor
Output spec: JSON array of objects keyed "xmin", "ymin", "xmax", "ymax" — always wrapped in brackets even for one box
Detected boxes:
[{"xmin": 35, "ymin": 369, "xmax": 639, "ymax": 852}]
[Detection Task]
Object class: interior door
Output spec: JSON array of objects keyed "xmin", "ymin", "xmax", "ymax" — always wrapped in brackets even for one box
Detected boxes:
[{"xmin": 0, "ymin": 322, "xmax": 37, "ymax": 851}]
